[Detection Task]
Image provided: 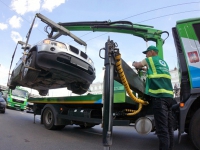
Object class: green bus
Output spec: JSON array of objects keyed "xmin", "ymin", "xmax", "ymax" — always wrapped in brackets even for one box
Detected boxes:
[{"xmin": 7, "ymin": 87, "xmax": 28, "ymax": 111}]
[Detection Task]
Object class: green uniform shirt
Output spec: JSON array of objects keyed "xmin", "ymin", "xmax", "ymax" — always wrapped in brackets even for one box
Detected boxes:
[{"xmin": 145, "ymin": 56, "xmax": 173, "ymax": 98}]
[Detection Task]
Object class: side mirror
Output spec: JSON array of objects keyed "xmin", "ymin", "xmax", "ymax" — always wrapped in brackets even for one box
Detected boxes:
[{"xmin": 18, "ymin": 41, "xmax": 31, "ymax": 50}]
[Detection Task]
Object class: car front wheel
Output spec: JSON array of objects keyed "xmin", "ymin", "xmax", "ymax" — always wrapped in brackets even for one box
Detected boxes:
[
  {"xmin": 70, "ymin": 82, "xmax": 90, "ymax": 95},
  {"xmin": 23, "ymin": 51, "xmax": 39, "ymax": 82},
  {"xmin": 39, "ymin": 90, "xmax": 48, "ymax": 96}
]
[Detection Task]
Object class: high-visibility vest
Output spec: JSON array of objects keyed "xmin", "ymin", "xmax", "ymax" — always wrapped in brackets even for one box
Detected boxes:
[{"xmin": 145, "ymin": 56, "xmax": 173, "ymax": 98}]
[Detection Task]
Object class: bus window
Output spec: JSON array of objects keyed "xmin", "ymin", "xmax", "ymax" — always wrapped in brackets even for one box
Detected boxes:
[{"xmin": 193, "ymin": 23, "xmax": 200, "ymax": 43}]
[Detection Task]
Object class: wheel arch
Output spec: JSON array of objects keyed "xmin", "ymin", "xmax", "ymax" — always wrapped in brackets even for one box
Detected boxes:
[
  {"xmin": 41, "ymin": 104, "xmax": 61, "ymax": 125},
  {"xmin": 179, "ymin": 94, "xmax": 200, "ymax": 133},
  {"xmin": 41, "ymin": 104, "xmax": 66, "ymax": 125},
  {"xmin": 28, "ymin": 46, "xmax": 39, "ymax": 68}
]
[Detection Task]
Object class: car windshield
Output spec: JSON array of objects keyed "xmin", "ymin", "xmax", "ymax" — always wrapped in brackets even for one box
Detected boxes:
[
  {"xmin": 0, "ymin": 98, "xmax": 5, "ymax": 102},
  {"xmin": 12, "ymin": 89, "xmax": 28, "ymax": 98}
]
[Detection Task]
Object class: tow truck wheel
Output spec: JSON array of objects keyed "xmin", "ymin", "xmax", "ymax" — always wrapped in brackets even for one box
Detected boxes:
[
  {"xmin": 189, "ymin": 108, "xmax": 200, "ymax": 149},
  {"xmin": 23, "ymin": 51, "xmax": 39, "ymax": 82},
  {"xmin": 43, "ymin": 107, "xmax": 56, "ymax": 130}
]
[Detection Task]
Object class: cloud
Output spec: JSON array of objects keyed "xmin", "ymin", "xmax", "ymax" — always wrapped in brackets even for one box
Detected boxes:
[
  {"xmin": 10, "ymin": 0, "xmax": 41, "ymax": 15},
  {"xmin": 11, "ymin": 31, "xmax": 22, "ymax": 43},
  {"xmin": 42, "ymin": 0, "xmax": 65, "ymax": 12},
  {"xmin": 9, "ymin": 15, "xmax": 23, "ymax": 28},
  {"xmin": 0, "ymin": 23, "xmax": 8, "ymax": 30},
  {"xmin": 10, "ymin": 0, "xmax": 66, "ymax": 15}
]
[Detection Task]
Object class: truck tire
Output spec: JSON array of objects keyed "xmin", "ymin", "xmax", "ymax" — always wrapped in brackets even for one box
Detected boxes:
[
  {"xmin": 43, "ymin": 107, "xmax": 57, "ymax": 130},
  {"xmin": 189, "ymin": 108, "xmax": 200, "ymax": 149}
]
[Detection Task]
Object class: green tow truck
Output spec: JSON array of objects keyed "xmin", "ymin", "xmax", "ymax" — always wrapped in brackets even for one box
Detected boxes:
[
  {"xmin": 7, "ymin": 87, "xmax": 29, "ymax": 111},
  {"xmin": 28, "ymin": 14, "xmax": 200, "ymax": 149}
]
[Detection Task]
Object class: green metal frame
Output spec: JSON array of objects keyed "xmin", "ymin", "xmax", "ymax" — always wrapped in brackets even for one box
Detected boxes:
[{"xmin": 59, "ymin": 21, "xmax": 165, "ymax": 58}]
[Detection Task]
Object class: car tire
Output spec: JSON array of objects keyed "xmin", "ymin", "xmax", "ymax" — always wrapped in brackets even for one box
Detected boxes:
[
  {"xmin": 43, "ymin": 107, "xmax": 56, "ymax": 130},
  {"xmin": 39, "ymin": 90, "xmax": 48, "ymax": 96},
  {"xmin": 23, "ymin": 51, "xmax": 39, "ymax": 82},
  {"xmin": 189, "ymin": 108, "xmax": 200, "ymax": 150},
  {"xmin": 9, "ymin": 85, "xmax": 16, "ymax": 90},
  {"xmin": 9, "ymin": 71, "xmax": 17, "ymax": 90},
  {"xmin": 71, "ymin": 82, "xmax": 90, "ymax": 95}
]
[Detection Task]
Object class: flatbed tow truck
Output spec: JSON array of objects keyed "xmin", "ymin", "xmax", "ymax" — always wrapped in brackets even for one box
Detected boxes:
[{"xmin": 28, "ymin": 14, "xmax": 200, "ymax": 149}]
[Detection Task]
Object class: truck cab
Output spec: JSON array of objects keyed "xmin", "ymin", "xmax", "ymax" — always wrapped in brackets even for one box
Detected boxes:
[
  {"xmin": 7, "ymin": 87, "xmax": 28, "ymax": 111},
  {"xmin": 172, "ymin": 17, "xmax": 200, "ymax": 149}
]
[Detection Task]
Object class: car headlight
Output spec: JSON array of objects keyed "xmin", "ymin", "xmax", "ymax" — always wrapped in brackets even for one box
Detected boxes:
[
  {"xmin": 88, "ymin": 58, "xmax": 93, "ymax": 65},
  {"xmin": 43, "ymin": 39, "xmax": 67, "ymax": 49}
]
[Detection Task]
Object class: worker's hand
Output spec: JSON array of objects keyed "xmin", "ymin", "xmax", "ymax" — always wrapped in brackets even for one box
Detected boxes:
[
  {"xmin": 132, "ymin": 61, "xmax": 136, "ymax": 67},
  {"xmin": 141, "ymin": 67, "xmax": 147, "ymax": 71}
]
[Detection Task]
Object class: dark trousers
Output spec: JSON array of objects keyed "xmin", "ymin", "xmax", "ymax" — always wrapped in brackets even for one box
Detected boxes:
[{"xmin": 152, "ymin": 97, "xmax": 174, "ymax": 150}]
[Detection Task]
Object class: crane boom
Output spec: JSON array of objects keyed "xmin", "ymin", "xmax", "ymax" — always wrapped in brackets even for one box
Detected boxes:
[{"xmin": 59, "ymin": 21, "xmax": 166, "ymax": 58}]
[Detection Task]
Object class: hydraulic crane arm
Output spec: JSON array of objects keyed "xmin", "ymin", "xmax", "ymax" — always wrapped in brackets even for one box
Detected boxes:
[{"xmin": 59, "ymin": 21, "xmax": 167, "ymax": 58}]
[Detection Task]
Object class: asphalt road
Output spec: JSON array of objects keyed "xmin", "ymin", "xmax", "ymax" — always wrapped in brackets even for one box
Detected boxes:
[{"xmin": 0, "ymin": 109, "xmax": 197, "ymax": 150}]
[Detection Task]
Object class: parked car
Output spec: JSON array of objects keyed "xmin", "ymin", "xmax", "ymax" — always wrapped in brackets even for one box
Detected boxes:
[
  {"xmin": 8, "ymin": 39, "xmax": 96, "ymax": 96},
  {"xmin": 0, "ymin": 91, "xmax": 6, "ymax": 113},
  {"xmin": 1, "ymin": 90, "xmax": 8, "ymax": 101}
]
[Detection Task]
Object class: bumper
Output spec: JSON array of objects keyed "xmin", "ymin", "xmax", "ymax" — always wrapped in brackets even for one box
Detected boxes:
[
  {"xmin": 7, "ymin": 102, "xmax": 26, "ymax": 110},
  {"xmin": 36, "ymin": 51, "xmax": 96, "ymax": 83},
  {"xmin": 0, "ymin": 106, "xmax": 5, "ymax": 111}
]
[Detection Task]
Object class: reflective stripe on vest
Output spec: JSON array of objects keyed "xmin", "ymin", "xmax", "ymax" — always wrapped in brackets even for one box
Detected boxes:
[
  {"xmin": 149, "ymin": 89, "xmax": 174, "ymax": 95},
  {"xmin": 147, "ymin": 57, "xmax": 172, "ymax": 95}
]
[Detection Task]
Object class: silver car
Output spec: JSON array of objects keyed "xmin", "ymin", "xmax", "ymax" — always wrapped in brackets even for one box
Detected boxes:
[{"xmin": 8, "ymin": 39, "xmax": 96, "ymax": 96}]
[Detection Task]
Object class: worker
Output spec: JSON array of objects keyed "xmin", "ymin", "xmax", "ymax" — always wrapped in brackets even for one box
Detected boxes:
[{"xmin": 132, "ymin": 45, "xmax": 174, "ymax": 150}]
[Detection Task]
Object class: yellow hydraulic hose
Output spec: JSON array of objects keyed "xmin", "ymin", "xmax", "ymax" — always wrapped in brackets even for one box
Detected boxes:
[{"xmin": 114, "ymin": 53, "xmax": 149, "ymax": 116}]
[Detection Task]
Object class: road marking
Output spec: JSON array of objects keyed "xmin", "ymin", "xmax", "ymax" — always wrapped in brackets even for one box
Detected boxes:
[{"xmin": 83, "ymin": 131, "xmax": 102, "ymax": 136}]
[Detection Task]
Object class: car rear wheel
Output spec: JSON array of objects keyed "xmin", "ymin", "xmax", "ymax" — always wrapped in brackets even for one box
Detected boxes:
[
  {"xmin": 39, "ymin": 90, "xmax": 48, "ymax": 96},
  {"xmin": 23, "ymin": 51, "xmax": 39, "ymax": 82},
  {"xmin": 8, "ymin": 71, "xmax": 16, "ymax": 90},
  {"xmin": 71, "ymin": 82, "xmax": 90, "ymax": 95},
  {"xmin": 9, "ymin": 84, "xmax": 16, "ymax": 90}
]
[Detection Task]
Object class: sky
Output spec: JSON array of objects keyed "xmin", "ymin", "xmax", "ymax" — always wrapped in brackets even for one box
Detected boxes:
[{"xmin": 0, "ymin": 0, "xmax": 200, "ymax": 96}]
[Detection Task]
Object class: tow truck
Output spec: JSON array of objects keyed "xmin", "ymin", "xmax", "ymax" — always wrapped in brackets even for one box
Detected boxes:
[{"xmin": 28, "ymin": 14, "xmax": 200, "ymax": 149}]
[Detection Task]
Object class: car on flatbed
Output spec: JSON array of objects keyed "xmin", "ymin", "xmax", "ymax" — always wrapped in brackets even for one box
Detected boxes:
[{"xmin": 8, "ymin": 39, "xmax": 96, "ymax": 96}]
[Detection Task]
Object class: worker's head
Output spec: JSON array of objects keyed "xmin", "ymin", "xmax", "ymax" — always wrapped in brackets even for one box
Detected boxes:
[{"xmin": 143, "ymin": 45, "xmax": 158, "ymax": 57}]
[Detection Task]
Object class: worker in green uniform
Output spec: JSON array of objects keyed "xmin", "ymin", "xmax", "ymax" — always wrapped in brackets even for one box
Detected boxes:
[{"xmin": 132, "ymin": 45, "xmax": 174, "ymax": 150}]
